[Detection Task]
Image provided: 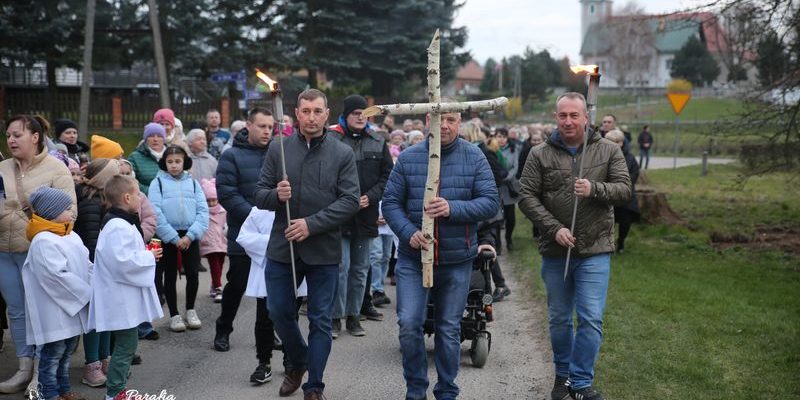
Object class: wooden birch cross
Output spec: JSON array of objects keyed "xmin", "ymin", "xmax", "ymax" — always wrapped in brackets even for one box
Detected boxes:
[{"xmin": 364, "ymin": 30, "xmax": 508, "ymax": 288}]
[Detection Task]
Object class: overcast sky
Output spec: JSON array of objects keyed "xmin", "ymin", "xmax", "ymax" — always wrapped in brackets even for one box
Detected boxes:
[{"xmin": 454, "ymin": 0, "xmax": 712, "ymax": 65}]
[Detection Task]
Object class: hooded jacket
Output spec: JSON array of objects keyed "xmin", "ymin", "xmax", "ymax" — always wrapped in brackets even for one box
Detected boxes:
[
  {"xmin": 518, "ymin": 129, "xmax": 631, "ymax": 258},
  {"xmin": 148, "ymin": 170, "xmax": 209, "ymax": 244},
  {"xmin": 330, "ymin": 118, "xmax": 393, "ymax": 238}
]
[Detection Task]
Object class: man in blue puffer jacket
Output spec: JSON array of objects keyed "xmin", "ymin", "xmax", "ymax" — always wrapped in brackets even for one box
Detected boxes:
[{"xmin": 382, "ymin": 109, "xmax": 499, "ymax": 400}]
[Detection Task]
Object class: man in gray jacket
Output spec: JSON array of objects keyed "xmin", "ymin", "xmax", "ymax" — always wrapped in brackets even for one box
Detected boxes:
[
  {"xmin": 518, "ymin": 92, "xmax": 631, "ymax": 400},
  {"xmin": 254, "ymin": 89, "xmax": 360, "ymax": 400}
]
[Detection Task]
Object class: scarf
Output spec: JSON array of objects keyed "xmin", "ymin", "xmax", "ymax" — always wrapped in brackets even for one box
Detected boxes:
[
  {"xmin": 209, "ymin": 203, "xmax": 223, "ymax": 215},
  {"xmin": 26, "ymin": 214, "xmax": 73, "ymax": 241},
  {"xmin": 149, "ymin": 147, "xmax": 165, "ymax": 161},
  {"xmin": 87, "ymin": 160, "xmax": 121, "ymax": 192}
]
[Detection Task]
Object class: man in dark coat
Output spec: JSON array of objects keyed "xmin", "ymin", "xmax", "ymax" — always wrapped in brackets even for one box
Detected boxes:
[
  {"xmin": 212, "ymin": 107, "xmax": 278, "ymax": 385},
  {"xmin": 328, "ymin": 95, "xmax": 394, "ymax": 337},
  {"xmin": 254, "ymin": 89, "xmax": 360, "ymax": 400}
]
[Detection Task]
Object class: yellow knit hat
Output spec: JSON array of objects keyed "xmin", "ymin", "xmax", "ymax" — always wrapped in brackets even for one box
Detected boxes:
[{"xmin": 91, "ymin": 135, "xmax": 124, "ymax": 160}]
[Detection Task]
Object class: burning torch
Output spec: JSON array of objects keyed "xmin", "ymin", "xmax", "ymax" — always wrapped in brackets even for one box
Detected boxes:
[
  {"xmin": 255, "ymin": 68, "xmax": 298, "ymax": 298},
  {"xmin": 564, "ymin": 64, "xmax": 601, "ymax": 280}
]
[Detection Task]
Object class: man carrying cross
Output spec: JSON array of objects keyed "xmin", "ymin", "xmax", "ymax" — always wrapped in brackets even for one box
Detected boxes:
[{"xmin": 381, "ymin": 106, "xmax": 499, "ymax": 400}]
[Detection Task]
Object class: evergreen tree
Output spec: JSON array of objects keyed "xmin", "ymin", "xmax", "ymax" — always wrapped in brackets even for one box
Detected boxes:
[
  {"xmin": 480, "ymin": 58, "xmax": 498, "ymax": 93},
  {"xmin": 756, "ymin": 29, "xmax": 787, "ymax": 87},
  {"xmin": 670, "ymin": 35, "xmax": 720, "ymax": 86}
]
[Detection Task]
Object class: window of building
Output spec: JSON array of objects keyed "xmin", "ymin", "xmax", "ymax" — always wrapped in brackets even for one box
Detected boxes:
[
  {"xmin": 590, "ymin": 5, "xmax": 595, "ymax": 14},
  {"xmin": 666, "ymin": 58, "xmax": 673, "ymax": 70}
]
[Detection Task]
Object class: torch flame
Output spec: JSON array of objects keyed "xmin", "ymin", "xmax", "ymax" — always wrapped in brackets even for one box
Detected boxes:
[
  {"xmin": 570, "ymin": 64, "xmax": 599, "ymax": 75},
  {"xmin": 255, "ymin": 68, "xmax": 278, "ymax": 89}
]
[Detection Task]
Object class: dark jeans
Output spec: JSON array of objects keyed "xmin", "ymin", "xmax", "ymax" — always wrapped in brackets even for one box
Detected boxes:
[
  {"xmin": 39, "ymin": 336, "xmax": 79, "ymax": 400},
  {"xmin": 490, "ymin": 259, "xmax": 506, "ymax": 288},
  {"xmin": 266, "ymin": 258, "xmax": 338, "ymax": 393},
  {"xmin": 106, "ymin": 328, "xmax": 138, "ymax": 398},
  {"xmin": 217, "ymin": 254, "xmax": 275, "ymax": 363},
  {"xmin": 162, "ymin": 231, "xmax": 201, "ymax": 317},
  {"xmin": 503, "ymin": 204, "xmax": 516, "ymax": 244}
]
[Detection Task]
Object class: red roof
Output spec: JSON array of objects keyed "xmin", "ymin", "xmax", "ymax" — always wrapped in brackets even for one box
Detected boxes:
[{"xmin": 456, "ymin": 60, "xmax": 484, "ymax": 81}]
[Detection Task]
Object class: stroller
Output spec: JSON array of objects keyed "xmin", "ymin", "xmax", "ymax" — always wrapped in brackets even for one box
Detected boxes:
[{"xmin": 424, "ymin": 250, "xmax": 494, "ymax": 367}]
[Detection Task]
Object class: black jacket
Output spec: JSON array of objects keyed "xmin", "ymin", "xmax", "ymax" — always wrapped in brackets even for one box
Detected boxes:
[
  {"xmin": 478, "ymin": 142, "xmax": 507, "ymax": 187},
  {"xmin": 73, "ymin": 184, "xmax": 105, "ymax": 261},
  {"xmin": 254, "ymin": 130, "xmax": 360, "ymax": 265},
  {"xmin": 216, "ymin": 128, "xmax": 269, "ymax": 256},
  {"xmin": 331, "ymin": 124, "xmax": 393, "ymax": 238}
]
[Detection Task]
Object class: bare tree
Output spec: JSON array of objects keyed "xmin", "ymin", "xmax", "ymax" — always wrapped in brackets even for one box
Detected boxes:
[
  {"xmin": 148, "ymin": 0, "xmax": 170, "ymax": 108},
  {"xmin": 708, "ymin": 3, "xmax": 762, "ymax": 82},
  {"xmin": 606, "ymin": 1, "xmax": 657, "ymax": 90}
]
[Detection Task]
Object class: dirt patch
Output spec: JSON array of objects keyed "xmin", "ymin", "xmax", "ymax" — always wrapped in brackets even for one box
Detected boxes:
[{"xmin": 710, "ymin": 225, "xmax": 800, "ymax": 255}]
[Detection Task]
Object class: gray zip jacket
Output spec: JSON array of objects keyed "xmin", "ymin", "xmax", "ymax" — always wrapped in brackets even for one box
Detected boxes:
[{"xmin": 254, "ymin": 130, "xmax": 360, "ymax": 265}]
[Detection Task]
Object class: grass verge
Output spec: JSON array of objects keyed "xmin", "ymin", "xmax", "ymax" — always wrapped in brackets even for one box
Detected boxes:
[{"xmin": 506, "ymin": 163, "xmax": 799, "ymax": 399}]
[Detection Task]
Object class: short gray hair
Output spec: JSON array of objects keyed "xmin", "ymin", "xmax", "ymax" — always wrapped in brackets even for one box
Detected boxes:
[
  {"xmin": 186, "ymin": 129, "xmax": 206, "ymax": 144},
  {"xmin": 555, "ymin": 92, "xmax": 587, "ymax": 110}
]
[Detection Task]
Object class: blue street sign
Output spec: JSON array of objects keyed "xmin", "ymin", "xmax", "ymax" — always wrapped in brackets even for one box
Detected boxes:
[{"xmin": 211, "ymin": 72, "xmax": 245, "ymax": 83}]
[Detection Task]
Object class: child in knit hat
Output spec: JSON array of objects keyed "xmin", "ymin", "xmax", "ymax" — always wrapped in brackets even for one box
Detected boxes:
[
  {"xmin": 199, "ymin": 178, "xmax": 227, "ymax": 302},
  {"xmin": 22, "ymin": 186, "xmax": 91, "ymax": 400}
]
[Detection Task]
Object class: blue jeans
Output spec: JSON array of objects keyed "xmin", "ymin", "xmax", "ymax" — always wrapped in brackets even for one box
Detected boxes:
[
  {"xmin": 541, "ymin": 253, "xmax": 611, "ymax": 390},
  {"xmin": 39, "ymin": 336, "xmax": 79, "ymax": 400},
  {"xmin": 396, "ymin": 255, "xmax": 472, "ymax": 400},
  {"xmin": 639, "ymin": 148, "xmax": 650, "ymax": 169},
  {"xmin": 265, "ymin": 258, "xmax": 338, "ymax": 393},
  {"xmin": 370, "ymin": 234, "xmax": 394, "ymax": 293},
  {"xmin": 0, "ymin": 252, "xmax": 34, "ymax": 358},
  {"xmin": 333, "ymin": 236, "xmax": 372, "ymax": 319}
]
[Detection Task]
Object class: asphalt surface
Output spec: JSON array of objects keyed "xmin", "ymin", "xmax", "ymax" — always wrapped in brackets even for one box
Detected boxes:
[{"xmin": 1, "ymin": 254, "xmax": 553, "ymax": 400}]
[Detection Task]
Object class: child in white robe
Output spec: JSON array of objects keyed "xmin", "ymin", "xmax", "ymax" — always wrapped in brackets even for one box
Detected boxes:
[
  {"xmin": 89, "ymin": 175, "xmax": 163, "ymax": 400},
  {"xmin": 22, "ymin": 186, "xmax": 92, "ymax": 400}
]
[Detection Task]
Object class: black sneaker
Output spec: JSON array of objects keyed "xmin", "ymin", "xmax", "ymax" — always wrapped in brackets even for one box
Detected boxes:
[
  {"xmin": 132, "ymin": 354, "xmax": 143, "ymax": 365},
  {"xmin": 569, "ymin": 386, "xmax": 604, "ymax": 400},
  {"xmin": 249, "ymin": 362, "xmax": 272, "ymax": 384},
  {"xmin": 142, "ymin": 330, "xmax": 159, "ymax": 340},
  {"xmin": 372, "ymin": 291, "xmax": 391, "ymax": 307},
  {"xmin": 361, "ymin": 304, "xmax": 384, "ymax": 321},
  {"xmin": 551, "ymin": 376, "xmax": 570, "ymax": 400},
  {"xmin": 197, "ymin": 264, "xmax": 208, "ymax": 272},
  {"xmin": 331, "ymin": 319, "xmax": 341, "ymax": 339},
  {"xmin": 214, "ymin": 329, "xmax": 230, "ymax": 352},
  {"xmin": 492, "ymin": 286, "xmax": 511, "ymax": 302},
  {"xmin": 346, "ymin": 316, "xmax": 366, "ymax": 336}
]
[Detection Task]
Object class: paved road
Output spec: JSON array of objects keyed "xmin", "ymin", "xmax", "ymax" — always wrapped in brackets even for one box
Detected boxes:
[
  {"xmin": 641, "ymin": 155, "xmax": 734, "ymax": 170},
  {"xmin": 1, "ymin": 254, "xmax": 552, "ymax": 400}
]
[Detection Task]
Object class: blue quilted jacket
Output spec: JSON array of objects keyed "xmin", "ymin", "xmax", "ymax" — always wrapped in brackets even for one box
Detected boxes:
[
  {"xmin": 148, "ymin": 170, "xmax": 209, "ymax": 244},
  {"xmin": 382, "ymin": 137, "xmax": 500, "ymax": 266}
]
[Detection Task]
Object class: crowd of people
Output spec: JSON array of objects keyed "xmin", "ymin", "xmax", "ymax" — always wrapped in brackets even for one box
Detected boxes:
[{"xmin": 0, "ymin": 89, "xmax": 643, "ymax": 400}]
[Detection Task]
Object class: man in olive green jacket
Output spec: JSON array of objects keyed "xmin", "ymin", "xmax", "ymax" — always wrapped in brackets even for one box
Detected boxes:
[{"xmin": 518, "ymin": 92, "xmax": 631, "ymax": 400}]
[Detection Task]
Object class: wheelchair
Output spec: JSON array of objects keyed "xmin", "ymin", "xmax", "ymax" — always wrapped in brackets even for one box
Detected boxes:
[{"xmin": 423, "ymin": 249, "xmax": 494, "ymax": 367}]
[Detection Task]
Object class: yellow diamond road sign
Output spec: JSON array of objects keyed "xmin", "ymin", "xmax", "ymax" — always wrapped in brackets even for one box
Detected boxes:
[{"xmin": 666, "ymin": 93, "xmax": 691, "ymax": 116}]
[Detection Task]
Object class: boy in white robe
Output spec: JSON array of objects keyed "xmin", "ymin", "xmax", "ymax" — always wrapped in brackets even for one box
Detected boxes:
[
  {"xmin": 89, "ymin": 176, "xmax": 163, "ymax": 400},
  {"xmin": 22, "ymin": 186, "xmax": 92, "ymax": 400}
]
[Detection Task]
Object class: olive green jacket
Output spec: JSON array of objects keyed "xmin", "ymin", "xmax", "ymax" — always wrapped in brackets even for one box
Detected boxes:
[{"xmin": 518, "ymin": 130, "xmax": 631, "ymax": 258}]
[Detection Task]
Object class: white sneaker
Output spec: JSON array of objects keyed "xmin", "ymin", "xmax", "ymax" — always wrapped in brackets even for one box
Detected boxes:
[
  {"xmin": 214, "ymin": 287, "xmax": 223, "ymax": 303},
  {"xmin": 170, "ymin": 315, "xmax": 186, "ymax": 332},
  {"xmin": 185, "ymin": 309, "xmax": 202, "ymax": 329},
  {"xmin": 209, "ymin": 286, "xmax": 216, "ymax": 298}
]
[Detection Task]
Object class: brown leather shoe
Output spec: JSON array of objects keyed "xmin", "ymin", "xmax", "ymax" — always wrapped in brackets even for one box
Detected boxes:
[
  {"xmin": 279, "ymin": 367, "xmax": 307, "ymax": 396},
  {"xmin": 304, "ymin": 389, "xmax": 327, "ymax": 400}
]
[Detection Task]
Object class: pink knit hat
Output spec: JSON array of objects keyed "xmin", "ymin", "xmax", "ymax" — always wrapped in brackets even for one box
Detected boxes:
[
  {"xmin": 201, "ymin": 178, "xmax": 217, "ymax": 199},
  {"xmin": 153, "ymin": 108, "xmax": 175, "ymax": 129}
]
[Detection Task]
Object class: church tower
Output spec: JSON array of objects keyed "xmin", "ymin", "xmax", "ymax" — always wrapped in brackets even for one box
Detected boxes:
[{"xmin": 581, "ymin": 0, "xmax": 613, "ymax": 41}]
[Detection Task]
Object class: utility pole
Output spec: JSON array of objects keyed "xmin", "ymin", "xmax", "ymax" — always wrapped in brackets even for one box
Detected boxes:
[
  {"xmin": 148, "ymin": 0, "xmax": 170, "ymax": 108},
  {"xmin": 78, "ymin": 0, "xmax": 96, "ymax": 143}
]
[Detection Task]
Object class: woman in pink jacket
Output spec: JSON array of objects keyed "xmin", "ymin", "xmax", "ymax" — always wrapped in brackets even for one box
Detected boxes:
[{"xmin": 200, "ymin": 178, "xmax": 227, "ymax": 302}]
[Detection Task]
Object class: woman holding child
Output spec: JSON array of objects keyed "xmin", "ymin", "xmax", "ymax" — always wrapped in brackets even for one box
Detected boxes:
[{"xmin": 0, "ymin": 115, "xmax": 77, "ymax": 395}]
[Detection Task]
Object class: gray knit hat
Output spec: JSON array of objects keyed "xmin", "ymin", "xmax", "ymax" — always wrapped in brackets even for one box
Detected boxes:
[{"xmin": 29, "ymin": 186, "xmax": 72, "ymax": 220}]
